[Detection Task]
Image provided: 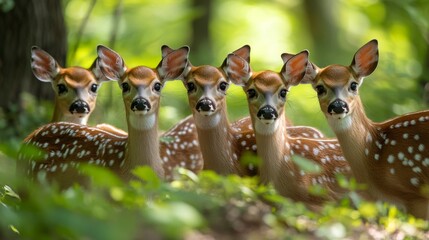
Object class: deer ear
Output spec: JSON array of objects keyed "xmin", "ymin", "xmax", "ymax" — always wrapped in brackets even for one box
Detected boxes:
[
  {"xmin": 161, "ymin": 45, "xmax": 174, "ymax": 58},
  {"xmin": 281, "ymin": 50, "xmax": 308, "ymax": 86},
  {"xmin": 280, "ymin": 52, "xmax": 294, "ymax": 64},
  {"xmin": 351, "ymin": 39, "xmax": 378, "ymax": 78},
  {"xmin": 31, "ymin": 46, "xmax": 61, "ymax": 82},
  {"xmin": 89, "ymin": 57, "xmax": 108, "ymax": 83},
  {"xmin": 97, "ymin": 45, "xmax": 126, "ymax": 81},
  {"xmin": 281, "ymin": 51, "xmax": 318, "ymax": 84},
  {"xmin": 223, "ymin": 54, "xmax": 252, "ymax": 86},
  {"xmin": 232, "ymin": 45, "xmax": 251, "ymax": 63},
  {"xmin": 157, "ymin": 46, "xmax": 190, "ymax": 81},
  {"xmin": 302, "ymin": 61, "xmax": 320, "ymax": 84}
]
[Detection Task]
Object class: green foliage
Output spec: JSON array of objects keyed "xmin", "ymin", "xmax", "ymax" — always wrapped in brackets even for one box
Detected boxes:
[
  {"xmin": 0, "ymin": 0, "xmax": 14, "ymax": 12},
  {"xmin": 1, "ymin": 163, "xmax": 428, "ymax": 239},
  {"xmin": 1, "ymin": 0, "xmax": 429, "ymax": 238}
]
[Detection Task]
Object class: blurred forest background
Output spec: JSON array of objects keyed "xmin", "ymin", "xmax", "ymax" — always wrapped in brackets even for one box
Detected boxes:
[
  {"xmin": 0, "ymin": 0, "xmax": 428, "ymax": 238},
  {"xmin": 0, "ymin": 0, "xmax": 428, "ymax": 154}
]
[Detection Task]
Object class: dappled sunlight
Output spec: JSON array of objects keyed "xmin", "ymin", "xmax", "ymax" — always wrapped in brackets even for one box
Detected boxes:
[{"xmin": 1, "ymin": 0, "xmax": 429, "ymax": 238}]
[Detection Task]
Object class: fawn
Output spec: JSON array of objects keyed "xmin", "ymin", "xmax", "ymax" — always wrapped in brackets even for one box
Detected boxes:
[
  {"xmin": 31, "ymin": 46, "xmax": 126, "ymax": 135},
  {"xmin": 307, "ymin": 39, "xmax": 429, "ymax": 218}
]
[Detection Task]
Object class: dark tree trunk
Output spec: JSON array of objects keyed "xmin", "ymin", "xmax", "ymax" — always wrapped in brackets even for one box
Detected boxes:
[
  {"xmin": 302, "ymin": 0, "xmax": 341, "ymax": 66},
  {"xmin": 189, "ymin": 0, "xmax": 213, "ymax": 65},
  {"xmin": 0, "ymin": 0, "xmax": 67, "ymax": 136}
]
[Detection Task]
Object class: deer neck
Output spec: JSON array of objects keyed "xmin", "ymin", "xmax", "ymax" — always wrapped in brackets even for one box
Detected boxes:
[
  {"xmin": 52, "ymin": 104, "xmax": 88, "ymax": 125},
  {"xmin": 254, "ymin": 114, "xmax": 293, "ymax": 186},
  {"xmin": 327, "ymin": 98, "xmax": 375, "ymax": 185},
  {"xmin": 124, "ymin": 111, "xmax": 164, "ymax": 179},
  {"xmin": 193, "ymin": 102, "xmax": 242, "ymax": 175}
]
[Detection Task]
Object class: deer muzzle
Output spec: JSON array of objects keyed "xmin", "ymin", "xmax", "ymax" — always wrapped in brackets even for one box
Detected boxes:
[
  {"xmin": 131, "ymin": 97, "xmax": 151, "ymax": 113},
  {"xmin": 328, "ymin": 99, "xmax": 349, "ymax": 115},
  {"xmin": 69, "ymin": 100, "xmax": 90, "ymax": 114},
  {"xmin": 257, "ymin": 105, "xmax": 278, "ymax": 124},
  {"xmin": 196, "ymin": 97, "xmax": 216, "ymax": 116}
]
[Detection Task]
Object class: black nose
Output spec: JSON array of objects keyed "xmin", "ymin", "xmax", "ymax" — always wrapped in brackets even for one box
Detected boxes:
[
  {"xmin": 69, "ymin": 100, "xmax": 90, "ymax": 114},
  {"xmin": 131, "ymin": 97, "xmax": 151, "ymax": 112},
  {"xmin": 257, "ymin": 105, "xmax": 278, "ymax": 120},
  {"xmin": 328, "ymin": 99, "xmax": 349, "ymax": 114},
  {"xmin": 196, "ymin": 98, "xmax": 215, "ymax": 112}
]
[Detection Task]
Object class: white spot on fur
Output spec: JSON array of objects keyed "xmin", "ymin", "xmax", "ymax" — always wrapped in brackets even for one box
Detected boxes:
[
  {"xmin": 387, "ymin": 155, "xmax": 395, "ymax": 163},
  {"xmin": 410, "ymin": 177, "xmax": 419, "ymax": 186}
]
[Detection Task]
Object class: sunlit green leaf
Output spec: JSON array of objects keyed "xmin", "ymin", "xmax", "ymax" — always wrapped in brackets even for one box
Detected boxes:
[
  {"xmin": 132, "ymin": 166, "xmax": 161, "ymax": 189},
  {"xmin": 308, "ymin": 184, "xmax": 328, "ymax": 197},
  {"xmin": 239, "ymin": 151, "xmax": 261, "ymax": 168},
  {"xmin": 291, "ymin": 155, "xmax": 322, "ymax": 174},
  {"xmin": 79, "ymin": 164, "xmax": 122, "ymax": 188}
]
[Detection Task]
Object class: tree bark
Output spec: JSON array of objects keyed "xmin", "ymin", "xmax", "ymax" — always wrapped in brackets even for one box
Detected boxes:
[
  {"xmin": 302, "ymin": 0, "xmax": 341, "ymax": 65},
  {"xmin": 0, "ymin": 0, "xmax": 67, "ymax": 135},
  {"xmin": 189, "ymin": 0, "xmax": 213, "ymax": 65}
]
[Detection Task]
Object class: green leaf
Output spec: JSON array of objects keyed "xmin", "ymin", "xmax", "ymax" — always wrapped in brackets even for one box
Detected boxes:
[
  {"xmin": 291, "ymin": 155, "xmax": 322, "ymax": 174},
  {"xmin": 132, "ymin": 166, "xmax": 161, "ymax": 188},
  {"xmin": 79, "ymin": 164, "xmax": 123, "ymax": 188},
  {"xmin": 308, "ymin": 184, "xmax": 328, "ymax": 197},
  {"xmin": 358, "ymin": 202, "xmax": 378, "ymax": 219},
  {"xmin": 142, "ymin": 201, "xmax": 204, "ymax": 238},
  {"xmin": 239, "ymin": 151, "xmax": 261, "ymax": 167}
]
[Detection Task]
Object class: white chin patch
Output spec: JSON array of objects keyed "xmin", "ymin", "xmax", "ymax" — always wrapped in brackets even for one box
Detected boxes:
[
  {"xmin": 133, "ymin": 110, "xmax": 149, "ymax": 116},
  {"xmin": 64, "ymin": 114, "xmax": 88, "ymax": 125},
  {"xmin": 255, "ymin": 119, "xmax": 279, "ymax": 135},
  {"xmin": 129, "ymin": 112, "xmax": 156, "ymax": 130},
  {"xmin": 199, "ymin": 110, "xmax": 215, "ymax": 117},
  {"xmin": 327, "ymin": 113, "xmax": 352, "ymax": 132},
  {"xmin": 260, "ymin": 119, "xmax": 275, "ymax": 125},
  {"xmin": 194, "ymin": 112, "xmax": 221, "ymax": 129},
  {"xmin": 73, "ymin": 113, "xmax": 88, "ymax": 118},
  {"xmin": 330, "ymin": 113, "xmax": 347, "ymax": 120}
]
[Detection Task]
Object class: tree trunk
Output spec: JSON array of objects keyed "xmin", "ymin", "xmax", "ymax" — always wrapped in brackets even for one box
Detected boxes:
[
  {"xmin": 302, "ymin": 0, "xmax": 341, "ymax": 65},
  {"xmin": 0, "ymin": 0, "xmax": 67, "ymax": 136},
  {"xmin": 189, "ymin": 0, "xmax": 213, "ymax": 65}
]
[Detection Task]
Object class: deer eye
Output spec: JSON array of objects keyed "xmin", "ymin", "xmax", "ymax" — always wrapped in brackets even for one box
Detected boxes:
[
  {"xmin": 315, "ymin": 85, "xmax": 326, "ymax": 96},
  {"xmin": 218, "ymin": 81, "xmax": 229, "ymax": 92},
  {"xmin": 279, "ymin": 89, "xmax": 287, "ymax": 99},
  {"xmin": 247, "ymin": 89, "xmax": 257, "ymax": 99},
  {"xmin": 350, "ymin": 82, "xmax": 358, "ymax": 92},
  {"xmin": 153, "ymin": 82, "xmax": 162, "ymax": 92},
  {"xmin": 121, "ymin": 82, "xmax": 130, "ymax": 93},
  {"xmin": 187, "ymin": 82, "xmax": 196, "ymax": 93},
  {"xmin": 90, "ymin": 84, "xmax": 98, "ymax": 93},
  {"xmin": 57, "ymin": 84, "xmax": 68, "ymax": 95}
]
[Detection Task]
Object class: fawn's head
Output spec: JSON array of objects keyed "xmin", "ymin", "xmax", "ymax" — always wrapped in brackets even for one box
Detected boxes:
[
  {"xmin": 306, "ymin": 40, "xmax": 379, "ymax": 130},
  {"xmin": 31, "ymin": 46, "xmax": 109, "ymax": 121},
  {"xmin": 97, "ymin": 45, "xmax": 189, "ymax": 130},
  {"xmin": 226, "ymin": 50, "xmax": 308, "ymax": 135},
  {"xmin": 180, "ymin": 45, "xmax": 251, "ymax": 128}
]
